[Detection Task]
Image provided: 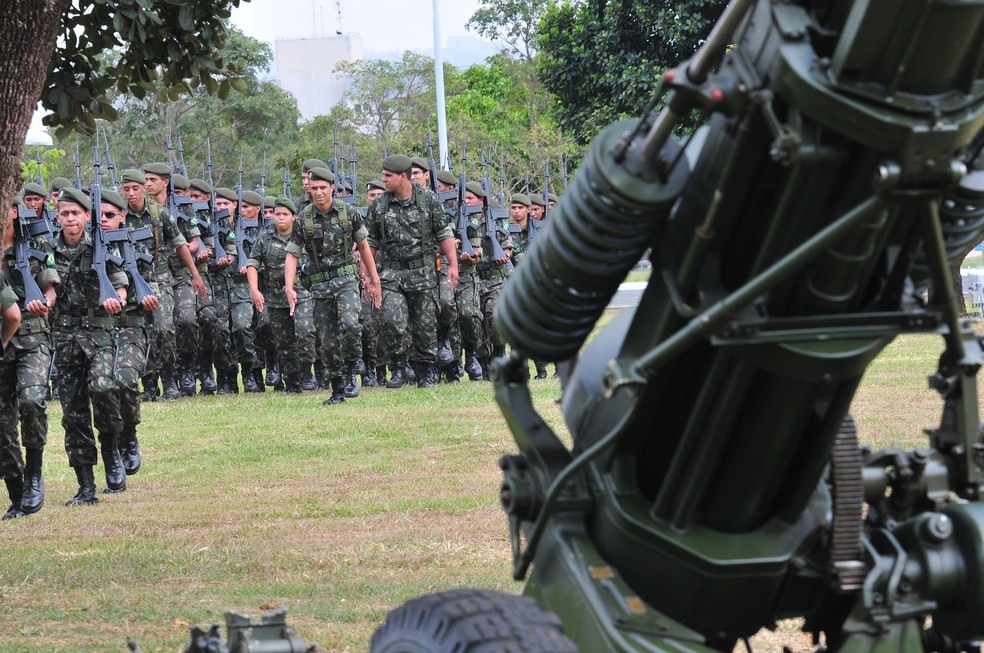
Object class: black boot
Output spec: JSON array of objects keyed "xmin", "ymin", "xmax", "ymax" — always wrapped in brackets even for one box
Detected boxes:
[
  {"xmin": 253, "ymin": 366, "xmax": 267, "ymax": 392},
  {"xmin": 198, "ymin": 352, "xmax": 217, "ymax": 395},
  {"xmin": 353, "ymin": 358, "xmax": 366, "ymax": 375},
  {"xmin": 99, "ymin": 433, "xmax": 127, "ymax": 494},
  {"xmin": 265, "ymin": 360, "xmax": 281, "ymax": 387},
  {"xmin": 160, "ymin": 366, "xmax": 181, "ymax": 400},
  {"xmin": 386, "ymin": 355, "xmax": 407, "ymax": 389},
  {"xmin": 178, "ymin": 352, "xmax": 196, "ymax": 396},
  {"xmin": 139, "ymin": 373, "xmax": 160, "ymax": 401},
  {"xmin": 405, "ymin": 360, "xmax": 417, "ymax": 385},
  {"xmin": 443, "ymin": 363, "xmax": 460, "ymax": 384},
  {"xmin": 118, "ymin": 424, "xmax": 141, "ymax": 476},
  {"xmin": 362, "ymin": 366, "xmax": 378, "ymax": 388},
  {"xmin": 534, "ymin": 360, "xmax": 548, "ymax": 380},
  {"xmin": 2, "ymin": 476, "xmax": 25, "ymax": 520},
  {"xmin": 217, "ymin": 367, "xmax": 236, "ymax": 394},
  {"xmin": 313, "ymin": 360, "xmax": 327, "ymax": 390},
  {"xmin": 302, "ymin": 364, "xmax": 319, "ymax": 391},
  {"xmin": 323, "ymin": 376, "xmax": 346, "ymax": 405},
  {"xmin": 464, "ymin": 350, "xmax": 483, "ymax": 381},
  {"xmin": 284, "ymin": 369, "xmax": 304, "ymax": 394},
  {"xmin": 20, "ymin": 449, "xmax": 44, "ymax": 514},
  {"xmin": 343, "ymin": 361, "xmax": 360, "ymax": 398},
  {"xmin": 375, "ymin": 365, "xmax": 388, "ymax": 386},
  {"xmin": 417, "ymin": 362, "xmax": 436, "ymax": 389},
  {"xmin": 478, "ymin": 357, "xmax": 491, "ymax": 381},
  {"xmin": 437, "ymin": 330, "xmax": 453, "ymax": 366},
  {"xmin": 242, "ymin": 364, "xmax": 261, "ymax": 393},
  {"xmin": 65, "ymin": 465, "xmax": 99, "ymax": 506}
]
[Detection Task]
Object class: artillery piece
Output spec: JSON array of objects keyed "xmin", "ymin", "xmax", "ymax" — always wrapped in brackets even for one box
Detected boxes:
[{"xmin": 371, "ymin": 0, "xmax": 984, "ymax": 651}]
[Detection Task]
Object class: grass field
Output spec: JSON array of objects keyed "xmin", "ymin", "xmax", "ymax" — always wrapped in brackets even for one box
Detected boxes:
[{"xmin": 0, "ymin": 325, "xmax": 961, "ymax": 652}]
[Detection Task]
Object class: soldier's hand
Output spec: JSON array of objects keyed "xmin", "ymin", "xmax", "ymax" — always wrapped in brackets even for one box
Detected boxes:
[
  {"xmin": 192, "ymin": 276, "xmax": 207, "ymax": 298},
  {"xmin": 368, "ymin": 278, "xmax": 382, "ymax": 309},
  {"xmin": 103, "ymin": 297, "xmax": 123, "ymax": 315},
  {"xmin": 448, "ymin": 266, "xmax": 458, "ymax": 291},
  {"xmin": 218, "ymin": 256, "xmax": 233, "ymax": 268},
  {"xmin": 286, "ymin": 287, "xmax": 297, "ymax": 316},
  {"xmin": 25, "ymin": 299, "xmax": 48, "ymax": 317},
  {"xmin": 252, "ymin": 289, "xmax": 265, "ymax": 313},
  {"xmin": 196, "ymin": 247, "xmax": 212, "ymax": 262},
  {"xmin": 140, "ymin": 295, "xmax": 161, "ymax": 311}
]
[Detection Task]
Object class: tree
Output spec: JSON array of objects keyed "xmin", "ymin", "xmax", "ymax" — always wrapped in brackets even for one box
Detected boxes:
[
  {"xmin": 0, "ymin": 0, "xmax": 246, "ymax": 245},
  {"xmin": 537, "ymin": 0, "xmax": 727, "ymax": 144}
]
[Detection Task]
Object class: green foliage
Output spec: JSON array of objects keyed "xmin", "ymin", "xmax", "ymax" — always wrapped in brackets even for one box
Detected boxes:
[
  {"xmin": 44, "ymin": 0, "xmax": 248, "ymax": 138},
  {"xmin": 466, "ymin": 0, "xmax": 553, "ymax": 62},
  {"xmin": 537, "ymin": 0, "xmax": 727, "ymax": 144},
  {"xmin": 19, "ymin": 147, "xmax": 67, "ymax": 188}
]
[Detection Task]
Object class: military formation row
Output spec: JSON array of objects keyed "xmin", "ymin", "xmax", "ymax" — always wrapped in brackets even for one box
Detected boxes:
[{"xmin": 0, "ymin": 151, "xmax": 560, "ymax": 520}]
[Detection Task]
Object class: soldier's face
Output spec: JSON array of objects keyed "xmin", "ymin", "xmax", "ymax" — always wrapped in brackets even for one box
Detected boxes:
[
  {"xmin": 122, "ymin": 182, "xmax": 145, "ymax": 209},
  {"xmin": 301, "ymin": 172, "xmax": 310, "ymax": 192},
  {"xmin": 101, "ymin": 202, "xmax": 125, "ymax": 230},
  {"xmin": 410, "ymin": 167, "xmax": 429, "ymax": 188},
  {"xmin": 273, "ymin": 207, "xmax": 294, "ymax": 233},
  {"xmin": 437, "ymin": 181, "xmax": 454, "ymax": 193},
  {"xmin": 189, "ymin": 190, "xmax": 209, "ymax": 203},
  {"xmin": 510, "ymin": 204, "xmax": 528, "ymax": 224},
  {"xmin": 57, "ymin": 202, "xmax": 89, "ymax": 241},
  {"xmin": 464, "ymin": 191, "xmax": 482, "ymax": 207},
  {"xmin": 382, "ymin": 170, "xmax": 409, "ymax": 194},
  {"xmin": 366, "ymin": 189, "xmax": 384, "ymax": 203},
  {"xmin": 548, "ymin": 200, "xmax": 556, "ymax": 211},
  {"xmin": 215, "ymin": 198, "xmax": 236, "ymax": 213},
  {"xmin": 264, "ymin": 207, "xmax": 275, "ymax": 220},
  {"xmin": 530, "ymin": 205, "xmax": 544, "ymax": 220},
  {"xmin": 242, "ymin": 203, "xmax": 260, "ymax": 219},
  {"xmin": 310, "ymin": 180, "xmax": 333, "ymax": 209},
  {"xmin": 23, "ymin": 194, "xmax": 45, "ymax": 212},
  {"xmin": 174, "ymin": 187, "xmax": 190, "ymax": 196},
  {"xmin": 144, "ymin": 173, "xmax": 167, "ymax": 196}
]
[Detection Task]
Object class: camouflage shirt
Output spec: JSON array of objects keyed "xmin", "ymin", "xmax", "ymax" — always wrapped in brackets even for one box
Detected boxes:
[
  {"xmin": 126, "ymin": 198, "xmax": 186, "ymax": 282},
  {"xmin": 290, "ymin": 201, "xmax": 368, "ymax": 271},
  {"xmin": 50, "ymin": 230, "xmax": 127, "ymax": 318},
  {"xmin": 366, "ymin": 184, "xmax": 453, "ymax": 263},
  {"xmin": 247, "ymin": 230, "xmax": 296, "ymax": 308}
]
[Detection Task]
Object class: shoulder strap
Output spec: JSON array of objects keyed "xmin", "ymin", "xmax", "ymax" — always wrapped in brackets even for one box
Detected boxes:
[{"xmin": 301, "ymin": 204, "xmax": 322, "ymax": 274}]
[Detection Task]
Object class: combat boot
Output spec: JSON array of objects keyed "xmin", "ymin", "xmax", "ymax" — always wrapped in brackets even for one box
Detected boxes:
[
  {"xmin": 437, "ymin": 329, "xmax": 453, "ymax": 366},
  {"xmin": 99, "ymin": 433, "xmax": 126, "ymax": 494},
  {"xmin": 343, "ymin": 361, "xmax": 360, "ymax": 398},
  {"xmin": 375, "ymin": 365, "xmax": 388, "ymax": 386},
  {"xmin": 416, "ymin": 363, "xmax": 437, "ymax": 389},
  {"xmin": 386, "ymin": 355, "xmax": 408, "ymax": 389},
  {"xmin": 160, "ymin": 366, "xmax": 181, "ymax": 400},
  {"xmin": 265, "ymin": 360, "xmax": 281, "ymax": 388},
  {"xmin": 313, "ymin": 361, "xmax": 327, "ymax": 390},
  {"xmin": 178, "ymin": 353, "xmax": 197, "ymax": 396},
  {"xmin": 302, "ymin": 364, "xmax": 318, "ymax": 391},
  {"xmin": 65, "ymin": 466, "xmax": 99, "ymax": 506},
  {"xmin": 139, "ymin": 373, "xmax": 161, "ymax": 401},
  {"xmin": 443, "ymin": 363, "xmax": 461, "ymax": 384},
  {"xmin": 2, "ymin": 476, "xmax": 25, "ymax": 520},
  {"xmin": 478, "ymin": 357, "xmax": 491, "ymax": 381},
  {"xmin": 20, "ymin": 448, "xmax": 44, "ymax": 514},
  {"xmin": 362, "ymin": 366, "xmax": 378, "ymax": 388},
  {"xmin": 464, "ymin": 350, "xmax": 483, "ymax": 381},
  {"xmin": 353, "ymin": 358, "xmax": 366, "ymax": 375},
  {"xmin": 198, "ymin": 356, "xmax": 217, "ymax": 396},
  {"xmin": 323, "ymin": 377, "xmax": 346, "ymax": 405},
  {"xmin": 118, "ymin": 424, "xmax": 141, "ymax": 476},
  {"xmin": 284, "ymin": 369, "xmax": 303, "ymax": 394},
  {"xmin": 253, "ymin": 366, "xmax": 267, "ymax": 392},
  {"xmin": 216, "ymin": 367, "xmax": 233, "ymax": 394},
  {"xmin": 405, "ymin": 361, "xmax": 417, "ymax": 385},
  {"xmin": 534, "ymin": 360, "xmax": 548, "ymax": 380},
  {"xmin": 242, "ymin": 364, "xmax": 262, "ymax": 393}
]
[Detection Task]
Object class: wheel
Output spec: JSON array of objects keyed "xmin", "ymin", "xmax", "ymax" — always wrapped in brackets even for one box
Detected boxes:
[{"xmin": 370, "ymin": 588, "xmax": 580, "ymax": 653}]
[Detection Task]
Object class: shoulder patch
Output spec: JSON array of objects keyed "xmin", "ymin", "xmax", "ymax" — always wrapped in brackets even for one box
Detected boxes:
[{"xmin": 46, "ymin": 253, "xmax": 55, "ymax": 267}]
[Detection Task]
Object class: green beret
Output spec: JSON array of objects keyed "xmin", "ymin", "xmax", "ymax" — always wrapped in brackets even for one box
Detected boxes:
[
  {"xmin": 274, "ymin": 196, "xmax": 297, "ymax": 214},
  {"xmin": 22, "ymin": 182, "xmax": 46, "ymax": 198},
  {"xmin": 490, "ymin": 198, "xmax": 503, "ymax": 209},
  {"xmin": 121, "ymin": 169, "xmax": 147, "ymax": 185},
  {"xmin": 366, "ymin": 180, "xmax": 386, "ymax": 191},
  {"xmin": 410, "ymin": 157, "xmax": 429, "ymax": 171},
  {"xmin": 242, "ymin": 190, "xmax": 264, "ymax": 206},
  {"xmin": 101, "ymin": 190, "xmax": 128, "ymax": 211},
  {"xmin": 382, "ymin": 154, "xmax": 412, "ymax": 175},
  {"xmin": 530, "ymin": 194, "xmax": 546, "ymax": 206},
  {"xmin": 436, "ymin": 170, "xmax": 457, "ymax": 187},
  {"xmin": 547, "ymin": 193, "xmax": 559, "ymax": 203},
  {"xmin": 308, "ymin": 167, "xmax": 335, "ymax": 183},
  {"xmin": 50, "ymin": 177, "xmax": 72, "ymax": 192},
  {"xmin": 142, "ymin": 162, "xmax": 172, "ymax": 177},
  {"xmin": 264, "ymin": 195, "xmax": 277, "ymax": 209},
  {"xmin": 171, "ymin": 173, "xmax": 190, "ymax": 190},
  {"xmin": 302, "ymin": 159, "xmax": 328, "ymax": 173},
  {"xmin": 190, "ymin": 179, "xmax": 212, "ymax": 194},
  {"xmin": 58, "ymin": 187, "xmax": 92, "ymax": 211},
  {"xmin": 214, "ymin": 187, "xmax": 237, "ymax": 202},
  {"xmin": 464, "ymin": 181, "xmax": 486, "ymax": 199},
  {"xmin": 510, "ymin": 194, "xmax": 531, "ymax": 207}
]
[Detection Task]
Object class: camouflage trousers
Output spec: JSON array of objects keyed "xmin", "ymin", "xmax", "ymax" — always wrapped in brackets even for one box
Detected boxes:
[
  {"xmin": 119, "ymin": 326, "xmax": 151, "ymax": 430},
  {"xmin": 172, "ymin": 271, "xmax": 201, "ymax": 364},
  {"xmin": 228, "ymin": 278, "xmax": 259, "ymax": 368},
  {"xmin": 360, "ymin": 291, "xmax": 378, "ymax": 368},
  {"xmin": 436, "ymin": 263, "xmax": 460, "ymax": 361},
  {"xmin": 455, "ymin": 271, "xmax": 483, "ymax": 352},
  {"xmin": 0, "ymin": 337, "xmax": 52, "ymax": 478},
  {"xmin": 195, "ymin": 271, "xmax": 217, "ymax": 365},
  {"xmin": 312, "ymin": 275, "xmax": 362, "ymax": 378},
  {"xmin": 209, "ymin": 273, "xmax": 235, "ymax": 372},
  {"xmin": 57, "ymin": 326, "xmax": 145, "ymax": 467},
  {"xmin": 376, "ymin": 268, "xmax": 439, "ymax": 364},
  {"xmin": 267, "ymin": 291, "xmax": 314, "ymax": 381},
  {"xmin": 480, "ymin": 277, "xmax": 506, "ymax": 358},
  {"xmin": 253, "ymin": 302, "xmax": 278, "ymax": 368},
  {"xmin": 147, "ymin": 274, "xmax": 176, "ymax": 373}
]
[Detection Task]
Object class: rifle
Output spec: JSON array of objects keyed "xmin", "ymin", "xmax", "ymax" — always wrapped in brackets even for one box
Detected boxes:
[
  {"xmin": 260, "ymin": 153, "xmax": 267, "ymax": 198},
  {"xmin": 348, "ymin": 145, "xmax": 358, "ymax": 205},
  {"xmin": 283, "ymin": 160, "xmax": 292, "ymax": 197},
  {"xmin": 73, "ymin": 143, "xmax": 82, "ymax": 190},
  {"xmin": 175, "ymin": 130, "xmax": 188, "ymax": 177},
  {"xmin": 455, "ymin": 147, "xmax": 477, "ymax": 259},
  {"xmin": 336, "ymin": 142, "xmax": 355, "ymax": 206},
  {"xmin": 479, "ymin": 154, "xmax": 513, "ymax": 272},
  {"xmin": 12, "ymin": 206, "xmax": 49, "ymax": 307},
  {"xmin": 204, "ymin": 139, "xmax": 229, "ymax": 262},
  {"xmin": 331, "ymin": 127, "xmax": 339, "ymax": 199},
  {"xmin": 33, "ymin": 149, "xmax": 58, "ymax": 237},
  {"xmin": 428, "ymin": 134, "xmax": 456, "ymax": 204},
  {"xmin": 233, "ymin": 153, "xmax": 258, "ymax": 270},
  {"xmin": 101, "ymin": 131, "xmax": 120, "ymax": 191},
  {"xmin": 164, "ymin": 131, "xmax": 201, "ymax": 250},
  {"xmin": 541, "ymin": 161, "xmax": 550, "ymax": 223},
  {"xmin": 497, "ymin": 160, "xmax": 506, "ymax": 206}
]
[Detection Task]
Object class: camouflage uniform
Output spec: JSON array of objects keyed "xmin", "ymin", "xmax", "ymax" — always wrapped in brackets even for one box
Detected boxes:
[
  {"xmin": 477, "ymin": 218, "xmax": 513, "ymax": 364},
  {"xmin": 509, "ymin": 220, "xmax": 548, "ymax": 378},
  {"xmin": 168, "ymin": 208, "xmax": 204, "ymax": 395},
  {"xmin": 204, "ymin": 206, "xmax": 237, "ymax": 392},
  {"xmin": 292, "ymin": 201, "xmax": 367, "ymax": 390},
  {"xmin": 0, "ymin": 235, "xmax": 58, "ymax": 516},
  {"xmin": 247, "ymin": 229, "xmax": 314, "ymax": 392},
  {"xmin": 228, "ymin": 213, "xmax": 263, "ymax": 390},
  {"xmin": 190, "ymin": 200, "xmax": 218, "ymax": 393},
  {"xmin": 366, "ymin": 184, "xmax": 453, "ymax": 374},
  {"xmin": 455, "ymin": 208, "xmax": 490, "ymax": 378}
]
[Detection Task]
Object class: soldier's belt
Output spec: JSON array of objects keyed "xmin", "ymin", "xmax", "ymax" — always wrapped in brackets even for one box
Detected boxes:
[
  {"xmin": 118, "ymin": 314, "xmax": 151, "ymax": 327},
  {"xmin": 17, "ymin": 317, "xmax": 49, "ymax": 336},
  {"xmin": 56, "ymin": 315, "xmax": 117, "ymax": 329},
  {"xmin": 261, "ymin": 278, "xmax": 302, "ymax": 289},
  {"xmin": 478, "ymin": 268, "xmax": 509, "ymax": 281},
  {"xmin": 306, "ymin": 264, "xmax": 357, "ymax": 284},
  {"xmin": 380, "ymin": 258, "xmax": 428, "ymax": 271},
  {"xmin": 230, "ymin": 275, "xmax": 249, "ymax": 285},
  {"xmin": 172, "ymin": 267, "xmax": 191, "ymax": 278}
]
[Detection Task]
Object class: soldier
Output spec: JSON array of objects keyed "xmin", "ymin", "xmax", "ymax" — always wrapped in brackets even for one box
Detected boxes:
[
  {"xmin": 507, "ymin": 194, "xmax": 548, "ymax": 380},
  {"xmin": 21, "ymin": 183, "xmax": 48, "ymax": 217},
  {"xmin": 456, "ymin": 182, "xmax": 491, "ymax": 381},
  {"xmin": 48, "ymin": 177, "xmax": 72, "ymax": 209},
  {"xmin": 205, "ymin": 185, "xmax": 240, "ymax": 393},
  {"xmin": 366, "ymin": 155, "xmax": 458, "ymax": 389},
  {"xmin": 242, "ymin": 190, "xmax": 276, "ymax": 392},
  {"xmin": 284, "ymin": 168, "xmax": 381, "ymax": 404},
  {"xmin": 50, "ymin": 188, "xmax": 129, "ymax": 505},
  {"xmin": 246, "ymin": 196, "xmax": 315, "ymax": 394},
  {"xmin": 1, "ymin": 196, "xmax": 58, "ymax": 519},
  {"xmin": 359, "ymin": 180, "xmax": 386, "ymax": 387},
  {"xmin": 530, "ymin": 194, "xmax": 546, "ymax": 221},
  {"xmin": 185, "ymin": 178, "xmax": 220, "ymax": 395},
  {"xmin": 0, "ymin": 278, "xmax": 19, "ymax": 351},
  {"xmin": 295, "ymin": 159, "xmax": 329, "ymax": 213}
]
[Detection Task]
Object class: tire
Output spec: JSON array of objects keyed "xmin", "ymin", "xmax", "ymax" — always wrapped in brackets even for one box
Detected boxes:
[{"xmin": 370, "ymin": 588, "xmax": 580, "ymax": 653}]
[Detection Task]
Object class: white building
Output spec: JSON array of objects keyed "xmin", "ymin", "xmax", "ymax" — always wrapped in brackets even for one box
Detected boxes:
[{"xmin": 275, "ymin": 34, "xmax": 363, "ymax": 121}]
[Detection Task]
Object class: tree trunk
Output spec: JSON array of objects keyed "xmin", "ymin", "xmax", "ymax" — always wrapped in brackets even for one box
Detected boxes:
[{"xmin": 0, "ymin": 0, "xmax": 70, "ymax": 248}]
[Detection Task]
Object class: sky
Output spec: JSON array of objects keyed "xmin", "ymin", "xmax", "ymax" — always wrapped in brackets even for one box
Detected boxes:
[{"xmin": 230, "ymin": 0, "xmax": 502, "ymax": 67}]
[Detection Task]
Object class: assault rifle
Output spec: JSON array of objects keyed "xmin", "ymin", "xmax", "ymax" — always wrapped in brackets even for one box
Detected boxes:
[
  {"xmin": 479, "ymin": 154, "xmax": 512, "ymax": 272},
  {"xmin": 336, "ymin": 142, "xmax": 356, "ymax": 206},
  {"xmin": 233, "ymin": 153, "xmax": 257, "ymax": 270},
  {"xmin": 12, "ymin": 206, "xmax": 49, "ymax": 307},
  {"xmin": 202, "ymin": 140, "xmax": 229, "ymax": 263},
  {"xmin": 427, "ymin": 134, "xmax": 456, "ymax": 204},
  {"xmin": 166, "ymin": 130, "xmax": 205, "ymax": 254},
  {"xmin": 259, "ymin": 153, "xmax": 267, "ymax": 197},
  {"xmin": 283, "ymin": 160, "xmax": 292, "ymax": 197},
  {"xmin": 33, "ymin": 149, "xmax": 58, "ymax": 237},
  {"xmin": 73, "ymin": 143, "xmax": 82, "ymax": 190},
  {"xmin": 541, "ymin": 162, "xmax": 550, "ymax": 223},
  {"xmin": 454, "ymin": 147, "xmax": 478, "ymax": 259},
  {"xmin": 101, "ymin": 131, "xmax": 120, "ymax": 191},
  {"xmin": 331, "ymin": 126, "xmax": 340, "ymax": 199}
]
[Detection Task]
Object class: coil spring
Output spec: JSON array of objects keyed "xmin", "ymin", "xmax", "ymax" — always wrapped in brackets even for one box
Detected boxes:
[
  {"xmin": 496, "ymin": 120, "xmax": 690, "ymax": 361},
  {"xmin": 911, "ymin": 170, "xmax": 984, "ymax": 290}
]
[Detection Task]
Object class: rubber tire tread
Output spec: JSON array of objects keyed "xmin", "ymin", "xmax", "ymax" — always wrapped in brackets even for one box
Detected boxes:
[{"xmin": 370, "ymin": 588, "xmax": 580, "ymax": 653}]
